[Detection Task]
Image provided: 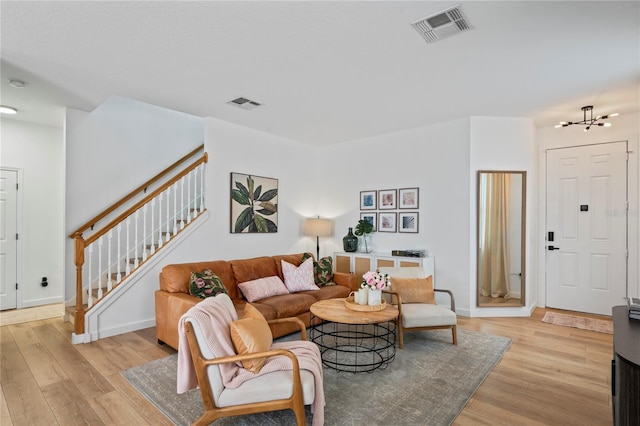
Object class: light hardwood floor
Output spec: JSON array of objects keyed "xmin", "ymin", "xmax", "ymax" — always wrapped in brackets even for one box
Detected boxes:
[{"xmin": 1, "ymin": 308, "xmax": 613, "ymax": 425}]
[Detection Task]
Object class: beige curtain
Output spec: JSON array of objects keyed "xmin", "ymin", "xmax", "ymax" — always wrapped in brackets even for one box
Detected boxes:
[{"xmin": 480, "ymin": 173, "xmax": 511, "ymax": 298}]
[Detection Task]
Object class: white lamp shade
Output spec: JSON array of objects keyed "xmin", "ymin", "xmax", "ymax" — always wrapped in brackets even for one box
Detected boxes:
[{"xmin": 304, "ymin": 218, "xmax": 333, "ymax": 237}]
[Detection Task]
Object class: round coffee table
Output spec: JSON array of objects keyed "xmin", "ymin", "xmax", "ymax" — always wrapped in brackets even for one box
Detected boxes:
[{"xmin": 309, "ymin": 298, "xmax": 399, "ymax": 373}]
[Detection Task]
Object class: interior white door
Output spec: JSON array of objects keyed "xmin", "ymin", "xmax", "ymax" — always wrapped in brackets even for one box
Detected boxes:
[
  {"xmin": 546, "ymin": 142, "xmax": 627, "ymax": 315},
  {"xmin": 0, "ymin": 169, "xmax": 18, "ymax": 310}
]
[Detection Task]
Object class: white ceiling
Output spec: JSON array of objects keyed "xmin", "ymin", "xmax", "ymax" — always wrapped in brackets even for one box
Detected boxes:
[{"xmin": 1, "ymin": 1, "xmax": 638, "ymax": 146}]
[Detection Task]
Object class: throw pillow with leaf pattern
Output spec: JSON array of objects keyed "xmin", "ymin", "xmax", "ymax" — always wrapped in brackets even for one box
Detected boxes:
[
  {"xmin": 302, "ymin": 253, "xmax": 335, "ymax": 287},
  {"xmin": 189, "ymin": 269, "xmax": 229, "ymax": 299}
]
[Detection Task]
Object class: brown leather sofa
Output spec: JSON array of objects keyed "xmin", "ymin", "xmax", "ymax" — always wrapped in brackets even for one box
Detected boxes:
[{"xmin": 155, "ymin": 252, "xmax": 358, "ymax": 350}]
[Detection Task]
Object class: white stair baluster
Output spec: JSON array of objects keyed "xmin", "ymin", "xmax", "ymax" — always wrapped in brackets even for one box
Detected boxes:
[
  {"xmin": 117, "ymin": 223, "xmax": 122, "ymax": 283},
  {"xmin": 193, "ymin": 167, "xmax": 198, "ymax": 217},
  {"xmin": 158, "ymin": 193, "xmax": 164, "ymax": 248},
  {"xmin": 150, "ymin": 198, "xmax": 156, "ymax": 254},
  {"xmin": 97, "ymin": 236, "xmax": 103, "ymax": 299},
  {"xmin": 173, "ymin": 182, "xmax": 178, "ymax": 235},
  {"xmin": 107, "ymin": 229, "xmax": 113, "ymax": 291},
  {"xmin": 180, "ymin": 177, "xmax": 185, "ymax": 229},
  {"xmin": 187, "ymin": 173, "xmax": 192, "ymax": 223},
  {"xmin": 142, "ymin": 204, "xmax": 148, "ymax": 261},
  {"xmin": 165, "ymin": 187, "xmax": 171, "ymax": 242},
  {"xmin": 125, "ymin": 216, "xmax": 131, "ymax": 275},
  {"xmin": 87, "ymin": 243, "xmax": 93, "ymax": 308},
  {"xmin": 134, "ymin": 210, "xmax": 140, "ymax": 268}
]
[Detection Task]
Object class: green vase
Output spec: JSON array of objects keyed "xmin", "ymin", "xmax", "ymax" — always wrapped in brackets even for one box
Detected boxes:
[{"xmin": 343, "ymin": 228, "xmax": 358, "ymax": 252}]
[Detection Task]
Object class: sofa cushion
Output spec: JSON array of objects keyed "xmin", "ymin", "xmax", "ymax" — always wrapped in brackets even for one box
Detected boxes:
[
  {"xmin": 257, "ymin": 293, "xmax": 317, "ymax": 319},
  {"xmin": 281, "ymin": 258, "xmax": 318, "ymax": 292},
  {"xmin": 301, "ymin": 284, "xmax": 350, "ymax": 300},
  {"xmin": 238, "ymin": 276, "xmax": 289, "ymax": 303},
  {"xmin": 230, "ymin": 317, "xmax": 272, "ymax": 373},
  {"xmin": 189, "ymin": 270, "xmax": 229, "ymax": 299},
  {"xmin": 391, "ymin": 276, "xmax": 436, "ymax": 304},
  {"xmin": 230, "ymin": 257, "xmax": 279, "ymax": 288},
  {"xmin": 301, "ymin": 253, "xmax": 335, "ymax": 287}
]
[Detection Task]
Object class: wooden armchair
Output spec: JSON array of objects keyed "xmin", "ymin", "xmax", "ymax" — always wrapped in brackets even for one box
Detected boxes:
[
  {"xmin": 180, "ymin": 294, "xmax": 321, "ymax": 426},
  {"xmin": 378, "ymin": 266, "xmax": 457, "ymax": 349}
]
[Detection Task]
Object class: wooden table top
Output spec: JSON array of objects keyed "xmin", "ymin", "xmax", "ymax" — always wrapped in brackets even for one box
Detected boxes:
[{"xmin": 310, "ymin": 298, "xmax": 399, "ymax": 325}]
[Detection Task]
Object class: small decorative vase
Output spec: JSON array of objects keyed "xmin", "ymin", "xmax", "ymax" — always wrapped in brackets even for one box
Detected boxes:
[
  {"xmin": 368, "ymin": 289, "xmax": 382, "ymax": 306},
  {"xmin": 343, "ymin": 227, "xmax": 358, "ymax": 252},
  {"xmin": 358, "ymin": 234, "xmax": 375, "ymax": 253},
  {"xmin": 357, "ymin": 288, "xmax": 369, "ymax": 305}
]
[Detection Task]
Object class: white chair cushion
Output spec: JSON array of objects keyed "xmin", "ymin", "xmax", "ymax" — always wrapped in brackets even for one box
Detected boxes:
[
  {"xmin": 401, "ymin": 303, "xmax": 457, "ymax": 328},
  {"xmin": 218, "ymin": 369, "xmax": 315, "ymax": 406}
]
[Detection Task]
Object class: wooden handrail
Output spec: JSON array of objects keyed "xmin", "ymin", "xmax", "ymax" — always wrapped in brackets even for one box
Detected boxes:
[
  {"xmin": 69, "ymin": 144, "xmax": 204, "ymax": 238},
  {"xmin": 83, "ymin": 153, "xmax": 207, "ymax": 247}
]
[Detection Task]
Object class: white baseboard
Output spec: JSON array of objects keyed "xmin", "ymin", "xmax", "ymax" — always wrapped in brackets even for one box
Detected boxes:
[
  {"xmin": 21, "ymin": 296, "xmax": 64, "ymax": 309},
  {"xmin": 88, "ymin": 318, "xmax": 156, "ymax": 342}
]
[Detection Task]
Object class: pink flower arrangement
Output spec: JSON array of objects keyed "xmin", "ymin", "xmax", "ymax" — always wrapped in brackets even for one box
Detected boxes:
[{"xmin": 361, "ymin": 271, "xmax": 391, "ymax": 291}]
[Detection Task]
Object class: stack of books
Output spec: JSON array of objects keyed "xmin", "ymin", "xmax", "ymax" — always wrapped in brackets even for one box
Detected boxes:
[{"xmin": 628, "ymin": 297, "xmax": 640, "ymax": 320}]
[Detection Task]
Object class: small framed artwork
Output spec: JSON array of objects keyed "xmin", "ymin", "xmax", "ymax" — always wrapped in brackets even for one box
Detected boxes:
[
  {"xmin": 360, "ymin": 190, "xmax": 377, "ymax": 210},
  {"xmin": 360, "ymin": 212, "xmax": 377, "ymax": 231},
  {"xmin": 399, "ymin": 212, "xmax": 419, "ymax": 233},
  {"xmin": 378, "ymin": 212, "xmax": 397, "ymax": 233},
  {"xmin": 230, "ymin": 172, "xmax": 278, "ymax": 233},
  {"xmin": 399, "ymin": 187, "xmax": 419, "ymax": 209},
  {"xmin": 378, "ymin": 189, "xmax": 397, "ymax": 210}
]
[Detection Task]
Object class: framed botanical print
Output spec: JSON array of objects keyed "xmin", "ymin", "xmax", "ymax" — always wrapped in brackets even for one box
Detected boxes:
[
  {"xmin": 399, "ymin": 187, "xmax": 419, "ymax": 209},
  {"xmin": 360, "ymin": 212, "xmax": 377, "ymax": 231},
  {"xmin": 378, "ymin": 212, "xmax": 397, "ymax": 232},
  {"xmin": 230, "ymin": 172, "xmax": 278, "ymax": 233},
  {"xmin": 399, "ymin": 212, "xmax": 419, "ymax": 233},
  {"xmin": 360, "ymin": 190, "xmax": 377, "ymax": 210},
  {"xmin": 378, "ymin": 189, "xmax": 397, "ymax": 210}
]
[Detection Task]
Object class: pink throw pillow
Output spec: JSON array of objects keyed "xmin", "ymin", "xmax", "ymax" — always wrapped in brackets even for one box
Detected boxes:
[
  {"xmin": 281, "ymin": 258, "xmax": 319, "ymax": 292},
  {"xmin": 238, "ymin": 276, "xmax": 289, "ymax": 302}
]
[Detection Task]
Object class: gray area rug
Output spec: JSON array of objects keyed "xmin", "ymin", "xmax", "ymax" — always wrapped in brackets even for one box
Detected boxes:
[{"xmin": 121, "ymin": 328, "xmax": 511, "ymax": 425}]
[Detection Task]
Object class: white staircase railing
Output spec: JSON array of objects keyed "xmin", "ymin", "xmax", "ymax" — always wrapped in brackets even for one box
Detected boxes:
[{"xmin": 69, "ymin": 148, "xmax": 207, "ymax": 335}]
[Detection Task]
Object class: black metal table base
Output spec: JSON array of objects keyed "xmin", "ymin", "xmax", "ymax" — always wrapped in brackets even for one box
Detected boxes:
[{"xmin": 309, "ymin": 319, "xmax": 396, "ymax": 373}]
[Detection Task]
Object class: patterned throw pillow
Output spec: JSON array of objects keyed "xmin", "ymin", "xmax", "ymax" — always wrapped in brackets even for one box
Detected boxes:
[
  {"xmin": 302, "ymin": 253, "xmax": 335, "ymax": 287},
  {"xmin": 189, "ymin": 270, "xmax": 229, "ymax": 299},
  {"xmin": 281, "ymin": 258, "xmax": 319, "ymax": 292},
  {"xmin": 237, "ymin": 276, "xmax": 290, "ymax": 302}
]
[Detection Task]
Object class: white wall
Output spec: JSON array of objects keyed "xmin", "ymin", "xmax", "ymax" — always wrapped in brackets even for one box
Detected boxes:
[
  {"xmin": 65, "ymin": 96, "xmax": 204, "ymax": 301},
  {"xmin": 1, "ymin": 118, "xmax": 65, "ymax": 308},
  {"xmin": 469, "ymin": 117, "xmax": 537, "ymax": 317},
  {"xmin": 536, "ymin": 112, "xmax": 640, "ymax": 304},
  {"xmin": 320, "ymin": 119, "xmax": 473, "ymax": 313}
]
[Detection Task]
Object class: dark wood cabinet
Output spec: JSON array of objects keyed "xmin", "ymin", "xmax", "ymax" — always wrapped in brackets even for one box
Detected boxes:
[{"xmin": 612, "ymin": 305, "xmax": 640, "ymax": 426}]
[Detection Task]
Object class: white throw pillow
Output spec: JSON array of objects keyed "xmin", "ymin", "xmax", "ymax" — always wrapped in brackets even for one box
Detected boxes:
[
  {"xmin": 281, "ymin": 258, "xmax": 318, "ymax": 292},
  {"xmin": 238, "ymin": 276, "xmax": 289, "ymax": 302}
]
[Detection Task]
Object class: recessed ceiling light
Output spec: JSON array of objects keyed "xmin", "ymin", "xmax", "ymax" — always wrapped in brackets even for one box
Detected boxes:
[
  {"xmin": 0, "ymin": 105, "xmax": 18, "ymax": 114},
  {"xmin": 227, "ymin": 97, "xmax": 262, "ymax": 110},
  {"xmin": 8, "ymin": 79, "xmax": 26, "ymax": 88}
]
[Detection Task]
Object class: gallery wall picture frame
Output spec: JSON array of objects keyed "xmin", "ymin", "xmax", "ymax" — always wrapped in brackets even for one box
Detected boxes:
[
  {"xmin": 399, "ymin": 187, "xmax": 419, "ymax": 209},
  {"xmin": 360, "ymin": 212, "xmax": 377, "ymax": 231},
  {"xmin": 378, "ymin": 189, "xmax": 397, "ymax": 210},
  {"xmin": 399, "ymin": 212, "xmax": 419, "ymax": 233},
  {"xmin": 230, "ymin": 172, "xmax": 278, "ymax": 233},
  {"xmin": 360, "ymin": 190, "xmax": 377, "ymax": 210},
  {"xmin": 378, "ymin": 212, "xmax": 397, "ymax": 233}
]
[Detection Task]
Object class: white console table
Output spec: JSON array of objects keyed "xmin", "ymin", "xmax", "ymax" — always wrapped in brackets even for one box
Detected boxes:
[{"xmin": 334, "ymin": 251, "xmax": 435, "ymax": 281}]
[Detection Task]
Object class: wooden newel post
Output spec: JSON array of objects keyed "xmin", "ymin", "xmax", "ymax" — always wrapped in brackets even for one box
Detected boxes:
[{"xmin": 73, "ymin": 232, "xmax": 85, "ymax": 335}]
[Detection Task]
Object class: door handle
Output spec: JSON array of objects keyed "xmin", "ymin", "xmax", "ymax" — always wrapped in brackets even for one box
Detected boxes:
[{"xmin": 548, "ymin": 246, "xmax": 560, "ymax": 251}]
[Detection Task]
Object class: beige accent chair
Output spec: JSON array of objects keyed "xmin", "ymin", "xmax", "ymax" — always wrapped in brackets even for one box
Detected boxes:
[
  {"xmin": 183, "ymin": 300, "xmax": 319, "ymax": 426},
  {"xmin": 378, "ymin": 266, "xmax": 457, "ymax": 348}
]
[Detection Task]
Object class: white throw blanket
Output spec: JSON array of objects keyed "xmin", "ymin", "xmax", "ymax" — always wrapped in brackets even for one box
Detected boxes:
[{"xmin": 177, "ymin": 294, "xmax": 325, "ymax": 426}]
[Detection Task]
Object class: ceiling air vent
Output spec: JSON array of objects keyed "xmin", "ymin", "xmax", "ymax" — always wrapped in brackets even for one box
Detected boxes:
[
  {"xmin": 411, "ymin": 4, "xmax": 471, "ymax": 44},
  {"xmin": 227, "ymin": 97, "xmax": 262, "ymax": 110}
]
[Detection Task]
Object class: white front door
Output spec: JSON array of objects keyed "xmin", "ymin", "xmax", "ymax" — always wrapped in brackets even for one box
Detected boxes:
[
  {"xmin": 546, "ymin": 142, "xmax": 628, "ymax": 315},
  {"xmin": 0, "ymin": 169, "xmax": 18, "ymax": 310}
]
